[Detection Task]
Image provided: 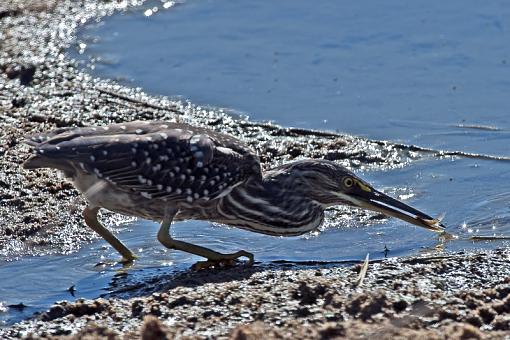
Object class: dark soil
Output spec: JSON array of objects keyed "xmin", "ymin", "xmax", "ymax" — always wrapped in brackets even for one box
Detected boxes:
[{"xmin": 3, "ymin": 250, "xmax": 510, "ymax": 338}]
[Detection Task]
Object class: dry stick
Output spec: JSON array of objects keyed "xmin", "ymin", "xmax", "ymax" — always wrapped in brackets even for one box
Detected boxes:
[
  {"xmin": 469, "ymin": 235, "xmax": 510, "ymax": 241},
  {"xmin": 355, "ymin": 253, "xmax": 370, "ymax": 287},
  {"xmin": 270, "ymin": 259, "xmax": 383, "ymax": 266},
  {"xmin": 97, "ymin": 88, "xmax": 182, "ymax": 114},
  {"xmin": 388, "ymin": 141, "xmax": 510, "ymax": 162},
  {"xmin": 238, "ymin": 121, "xmax": 341, "ymax": 138},
  {"xmin": 443, "ymin": 234, "xmax": 510, "ymax": 241}
]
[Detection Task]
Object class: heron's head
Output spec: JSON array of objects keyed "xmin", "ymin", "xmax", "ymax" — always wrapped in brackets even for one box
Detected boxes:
[{"xmin": 272, "ymin": 159, "xmax": 444, "ymax": 232}]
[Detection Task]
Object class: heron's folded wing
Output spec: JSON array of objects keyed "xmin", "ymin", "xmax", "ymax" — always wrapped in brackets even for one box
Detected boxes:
[{"xmin": 27, "ymin": 123, "xmax": 258, "ymax": 203}]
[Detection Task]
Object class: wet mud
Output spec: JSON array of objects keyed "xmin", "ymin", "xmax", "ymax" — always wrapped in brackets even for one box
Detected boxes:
[
  {"xmin": 3, "ymin": 250, "xmax": 510, "ymax": 338},
  {"xmin": 1, "ymin": 0, "xmax": 509, "ymax": 338}
]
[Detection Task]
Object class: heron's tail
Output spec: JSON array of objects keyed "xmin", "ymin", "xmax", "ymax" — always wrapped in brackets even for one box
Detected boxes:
[
  {"xmin": 23, "ymin": 128, "xmax": 77, "ymax": 175},
  {"xmin": 23, "ymin": 154, "xmax": 55, "ymax": 169}
]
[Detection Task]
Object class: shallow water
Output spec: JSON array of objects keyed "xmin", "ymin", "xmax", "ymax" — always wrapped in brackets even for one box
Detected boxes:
[
  {"xmin": 2, "ymin": 0, "xmax": 510, "ymax": 326},
  {"xmin": 74, "ymin": 0, "xmax": 510, "ymax": 145}
]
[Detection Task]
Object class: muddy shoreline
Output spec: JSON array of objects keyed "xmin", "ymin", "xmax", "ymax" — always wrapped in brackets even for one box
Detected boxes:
[{"xmin": 1, "ymin": 0, "xmax": 510, "ymax": 338}]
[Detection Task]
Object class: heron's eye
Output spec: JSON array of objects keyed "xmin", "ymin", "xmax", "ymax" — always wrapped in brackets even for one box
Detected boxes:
[{"xmin": 343, "ymin": 177, "xmax": 354, "ymax": 188}]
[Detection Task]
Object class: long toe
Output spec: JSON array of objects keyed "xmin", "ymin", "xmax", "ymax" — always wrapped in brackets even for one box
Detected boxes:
[
  {"xmin": 120, "ymin": 253, "xmax": 138, "ymax": 264},
  {"xmin": 191, "ymin": 259, "xmax": 237, "ymax": 271},
  {"xmin": 235, "ymin": 250, "xmax": 254, "ymax": 265},
  {"xmin": 93, "ymin": 256, "xmax": 137, "ymax": 269},
  {"xmin": 191, "ymin": 260, "xmax": 217, "ymax": 271}
]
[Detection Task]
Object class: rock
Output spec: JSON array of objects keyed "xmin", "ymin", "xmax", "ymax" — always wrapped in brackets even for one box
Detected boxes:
[
  {"xmin": 477, "ymin": 307, "xmax": 495, "ymax": 324},
  {"xmin": 392, "ymin": 300, "xmax": 408, "ymax": 313},
  {"xmin": 5, "ymin": 64, "xmax": 36, "ymax": 85},
  {"xmin": 140, "ymin": 315, "xmax": 171, "ymax": 340},
  {"xmin": 41, "ymin": 304, "xmax": 66, "ymax": 321}
]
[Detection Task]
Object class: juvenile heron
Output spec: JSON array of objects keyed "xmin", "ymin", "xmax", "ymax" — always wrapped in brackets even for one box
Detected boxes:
[{"xmin": 24, "ymin": 121, "xmax": 444, "ymax": 268}]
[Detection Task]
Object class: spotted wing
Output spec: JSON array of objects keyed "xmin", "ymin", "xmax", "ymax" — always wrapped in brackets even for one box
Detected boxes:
[{"xmin": 26, "ymin": 121, "xmax": 261, "ymax": 203}]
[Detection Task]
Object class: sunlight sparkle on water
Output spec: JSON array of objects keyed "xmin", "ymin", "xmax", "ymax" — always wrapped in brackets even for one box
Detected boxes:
[
  {"xmin": 461, "ymin": 222, "xmax": 474, "ymax": 234},
  {"xmin": 399, "ymin": 193, "xmax": 415, "ymax": 200},
  {"xmin": 163, "ymin": 2, "xmax": 176, "ymax": 9}
]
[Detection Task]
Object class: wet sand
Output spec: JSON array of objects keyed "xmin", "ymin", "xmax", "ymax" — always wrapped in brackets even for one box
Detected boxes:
[
  {"xmin": 3, "ymin": 249, "xmax": 510, "ymax": 338},
  {"xmin": 1, "ymin": 0, "xmax": 509, "ymax": 338}
]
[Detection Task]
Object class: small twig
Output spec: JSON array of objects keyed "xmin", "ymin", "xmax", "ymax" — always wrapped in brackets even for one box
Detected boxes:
[
  {"xmin": 470, "ymin": 235, "xmax": 510, "ymax": 241},
  {"xmin": 238, "ymin": 121, "xmax": 341, "ymax": 138},
  {"xmin": 388, "ymin": 141, "xmax": 510, "ymax": 162},
  {"xmin": 97, "ymin": 88, "xmax": 182, "ymax": 114},
  {"xmin": 270, "ymin": 258, "xmax": 384, "ymax": 266},
  {"xmin": 402, "ymin": 254, "xmax": 459, "ymax": 265},
  {"xmin": 355, "ymin": 253, "xmax": 370, "ymax": 287}
]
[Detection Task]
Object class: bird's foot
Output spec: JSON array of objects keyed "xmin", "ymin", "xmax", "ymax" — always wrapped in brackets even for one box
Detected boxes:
[
  {"xmin": 191, "ymin": 259, "xmax": 235, "ymax": 270},
  {"xmin": 94, "ymin": 254, "xmax": 138, "ymax": 269},
  {"xmin": 119, "ymin": 256, "xmax": 137, "ymax": 269},
  {"xmin": 121, "ymin": 253, "xmax": 139, "ymax": 263},
  {"xmin": 191, "ymin": 250, "xmax": 254, "ymax": 270}
]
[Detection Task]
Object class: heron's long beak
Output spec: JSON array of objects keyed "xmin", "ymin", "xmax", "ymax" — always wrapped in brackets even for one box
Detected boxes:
[{"xmin": 342, "ymin": 183, "xmax": 445, "ymax": 232}]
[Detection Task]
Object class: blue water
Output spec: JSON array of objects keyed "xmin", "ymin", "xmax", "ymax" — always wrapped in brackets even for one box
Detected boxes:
[
  {"xmin": 2, "ymin": 0, "xmax": 510, "ymax": 327},
  {"xmin": 75, "ymin": 0, "xmax": 510, "ymax": 146}
]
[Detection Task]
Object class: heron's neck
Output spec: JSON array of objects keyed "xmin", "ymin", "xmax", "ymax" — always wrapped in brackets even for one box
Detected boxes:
[{"xmin": 215, "ymin": 179, "xmax": 324, "ymax": 236}]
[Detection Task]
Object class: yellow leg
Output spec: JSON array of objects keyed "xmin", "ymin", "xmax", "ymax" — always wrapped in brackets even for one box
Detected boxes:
[
  {"xmin": 157, "ymin": 215, "xmax": 254, "ymax": 269},
  {"xmin": 83, "ymin": 206, "xmax": 137, "ymax": 262}
]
